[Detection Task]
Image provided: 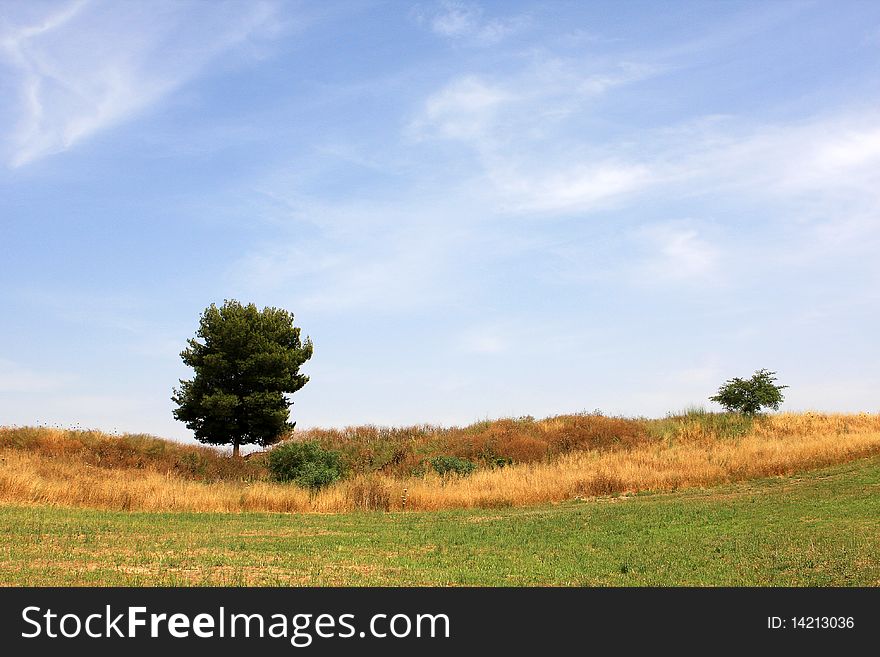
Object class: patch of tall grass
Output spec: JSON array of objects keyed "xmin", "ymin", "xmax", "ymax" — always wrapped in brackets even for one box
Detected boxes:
[
  {"xmin": 648, "ymin": 406, "xmax": 758, "ymax": 441},
  {"xmin": 0, "ymin": 426, "xmax": 264, "ymax": 481},
  {"xmin": 295, "ymin": 412, "xmax": 651, "ymax": 475}
]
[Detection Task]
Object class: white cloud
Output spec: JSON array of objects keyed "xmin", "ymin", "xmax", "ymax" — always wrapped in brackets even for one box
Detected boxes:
[
  {"xmin": 430, "ymin": 1, "xmax": 478, "ymax": 37},
  {"xmin": 409, "ymin": 52, "xmax": 880, "ymax": 278},
  {"xmin": 419, "ymin": 1, "xmax": 528, "ymax": 46},
  {"xmin": 632, "ymin": 222, "xmax": 720, "ymax": 282},
  {"xmin": 0, "ymin": 0, "xmax": 280, "ymax": 167},
  {"xmin": 411, "ymin": 75, "xmax": 514, "ymax": 140},
  {"xmin": 808, "ymin": 126, "xmax": 880, "ymax": 172},
  {"xmin": 669, "ymin": 113, "xmax": 880, "ymax": 204},
  {"xmin": 410, "ymin": 59, "xmax": 653, "ymax": 145},
  {"xmin": 242, "ymin": 19, "xmax": 880, "ymax": 337},
  {"xmin": 664, "ymin": 113, "xmax": 880, "ymax": 271},
  {"xmin": 408, "ymin": 58, "xmax": 659, "ymax": 214},
  {"xmin": 491, "ymin": 161, "xmax": 653, "ymax": 214}
]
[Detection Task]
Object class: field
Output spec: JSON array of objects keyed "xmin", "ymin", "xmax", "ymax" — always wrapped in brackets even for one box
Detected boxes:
[
  {"xmin": 1, "ymin": 455, "xmax": 879, "ymax": 586},
  {"xmin": 2, "ymin": 411, "xmax": 879, "ymax": 586}
]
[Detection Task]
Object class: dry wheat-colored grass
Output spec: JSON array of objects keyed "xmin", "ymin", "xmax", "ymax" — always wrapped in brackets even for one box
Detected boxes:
[
  {"xmin": 2, "ymin": 413, "xmax": 879, "ymax": 513},
  {"xmin": 0, "ymin": 426, "xmax": 264, "ymax": 481},
  {"xmin": 400, "ymin": 413, "xmax": 880, "ymax": 510},
  {"xmin": 294, "ymin": 413, "xmax": 650, "ymax": 474}
]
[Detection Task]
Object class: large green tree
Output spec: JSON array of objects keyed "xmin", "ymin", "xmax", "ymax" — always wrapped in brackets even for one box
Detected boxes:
[{"xmin": 172, "ymin": 300, "xmax": 313, "ymax": 457}]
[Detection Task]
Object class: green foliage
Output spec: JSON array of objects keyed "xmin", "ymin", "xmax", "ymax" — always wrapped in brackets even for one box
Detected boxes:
[
  {"xmin": 429, "ymin": 455, "xmax": 477, "ymax": 477},
  {"xmin": 171, "ymin": 300, "xmax": 313, "ymax": 455},
  {"xmin": 176, "ymin": 452, "xmax": 206, "ymax": 477},
  {"xmin": 709, "ymin": 369, "xmax": 788, "ymax": 416},
  {"xmin": 268, "ymin": 441, "xmax": 343, "ymax": 490}
]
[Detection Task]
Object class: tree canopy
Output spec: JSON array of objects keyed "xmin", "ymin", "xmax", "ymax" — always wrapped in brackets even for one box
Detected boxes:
[
  {"xmin": 709, "ymin": 368, "xmax": 787, "ymax": 415},
  {"xmin": 172, "ymin": 300, "xmax": 313, "ymax": 456}
]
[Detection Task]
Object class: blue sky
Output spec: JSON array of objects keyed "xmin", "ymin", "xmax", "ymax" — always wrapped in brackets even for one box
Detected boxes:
[{"xmin": 1, "ymin": 0, "xmax": 879, "ymax": 442}]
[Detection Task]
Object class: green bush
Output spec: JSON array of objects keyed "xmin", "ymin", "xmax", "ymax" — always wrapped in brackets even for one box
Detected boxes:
[
  {"xmin": 429, "ymin": 455, "xmax": 477, "ymax": 477},
  {"xmin": 709, "ymin": 369, "xmax": 788, "ymax": 416},
  {"xmin": 176, "ymin": 452, "xmax": 206, "ymax": 477},
  {"xmin": 268, "ymin": 441, "xmax": 343, "ymax": 490}
]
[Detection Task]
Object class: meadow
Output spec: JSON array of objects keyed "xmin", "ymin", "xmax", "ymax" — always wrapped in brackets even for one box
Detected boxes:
[
  {"xmin": 1, "ymin": 411, "xmax": 880, "ymax": 513},
  {"xmin": 1, "ymin": 455, "xmax": 878, "ymax": 585}
]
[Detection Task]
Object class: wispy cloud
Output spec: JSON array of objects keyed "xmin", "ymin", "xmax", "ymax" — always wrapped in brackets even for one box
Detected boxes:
[
  {"xmin": 631, "ymin": 221, "xmax": 720, "ymax": 283},
  {"xmin": 410, "ymin": 48, "xmax": 880, "ymax": 246},
  {"xmin": 670, "ymin": 112, "xmax": 880, "ymax": 270},
  {"xmin": 677, "ymin": 113, "xmax": 880, "ymax": 201},
  {"xmin": 240, "ymin": 36, "xmax": 880, "ymax": 329},
  {"xmin": 415, "ymin": 0, "xmax": 529, "ymax": 46},
  {"xmin": 408, "ymin": 56, "xmax": 659, "ymax": 214},
  {"xmin": 490, "ymin": 160, "xmax": 653, "ymax": 214},
  {"xmin": 227, "ymin": 192, "xmax": 480, "ymax": 314},
  {"xmin": 409, "ymin": 58, "xmax": 654, "ymax": 143},
  {"xmin": 0, "ymin": 0, "xmax": 280, "ymax": 167},
  {"xmin": 410, "ymin": 75, "xmax": 513, "ymax": 140}
]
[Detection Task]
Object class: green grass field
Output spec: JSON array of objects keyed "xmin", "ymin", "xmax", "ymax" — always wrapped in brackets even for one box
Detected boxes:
[{"xmin": 2, "ymin": 455, "xmax": 879, "ymax": 586}]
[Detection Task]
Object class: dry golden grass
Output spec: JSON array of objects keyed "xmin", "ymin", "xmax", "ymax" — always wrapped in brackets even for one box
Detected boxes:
[
  {"xmin": 0, "ymin": 449, "xmax": 310, "ymax": 512},
  {"xmin": 294, "ymin": 413, "xmax": 650, "ymax": 475},
  {"xmin": 401, "ymin": 413, "xmax": 880, "ymax": 510},
  {"xmin": 2, "ymin": 412, "xmax": 880, "ymax": 513},
  {"xmin": 0, "ymin": 426, "xmax": 263, "ymax": 481}
]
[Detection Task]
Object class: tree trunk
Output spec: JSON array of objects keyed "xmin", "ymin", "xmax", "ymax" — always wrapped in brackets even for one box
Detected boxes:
[{"xmin": 232, "ymin": 440, "xmax": 240, "ymax": 459}]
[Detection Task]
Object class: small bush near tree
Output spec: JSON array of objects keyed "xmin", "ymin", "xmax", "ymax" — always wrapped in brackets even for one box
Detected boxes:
[
  {"xmin": 268, "ymin": 441, "xmax": 343, "ymax": 490},
  {"xmin": 429, "ymin": 455, "xmax": 477, "ymax": 477},
  {"xmin": 709, "ymin": 369, "xmax": 788, "ymax": 416}
]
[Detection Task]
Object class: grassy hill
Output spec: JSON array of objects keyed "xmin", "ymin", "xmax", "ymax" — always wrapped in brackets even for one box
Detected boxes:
[
  {"xmin": 1, "ymin": 455, "xmax": 878, "ymax": 585},
  {"xmin": 2, "ymin": 411, "xmax": 880, "ymax": 512}
]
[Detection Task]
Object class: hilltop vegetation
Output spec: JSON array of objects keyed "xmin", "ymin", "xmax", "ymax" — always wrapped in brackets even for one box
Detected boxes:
[
  {"xmin": 0, "ymin": 412, "xmax": 657, "ymax": 489},
  {"xmin": 0, "ymin": 426, "xmax": 264, "ymax": 482},
  {"xmin": 2, "ymin": 411, "xmax": 880, "ymax": 512}
]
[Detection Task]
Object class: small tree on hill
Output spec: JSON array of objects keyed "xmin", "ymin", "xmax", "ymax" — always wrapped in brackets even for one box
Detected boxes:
[
  {"xmin": 172, "ymin": 300, "xmax": 313, "ymax": 457},
  {"xmin": 709, "ymin": 369, "xmax": 788, "ymax": 416}
]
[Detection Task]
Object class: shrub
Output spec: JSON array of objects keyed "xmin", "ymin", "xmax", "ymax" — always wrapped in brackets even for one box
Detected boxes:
[
  {"xmin": 429, "ymin": 455, "xmax": 477, "ymax": 477},
  {"xmin": 176, "ymin": 452, "xmax": 206, "ymax": 477},
  {"xmin": 488, "ymin": 456, "xmax": 514, "ymax": 468},
  {"xmin": 268, "ymin": 441, "xmax": 343, "ymax": 490},
  {"xmin": 709, "ymin": 369, "xmax": 788, "ymax": 416}
]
